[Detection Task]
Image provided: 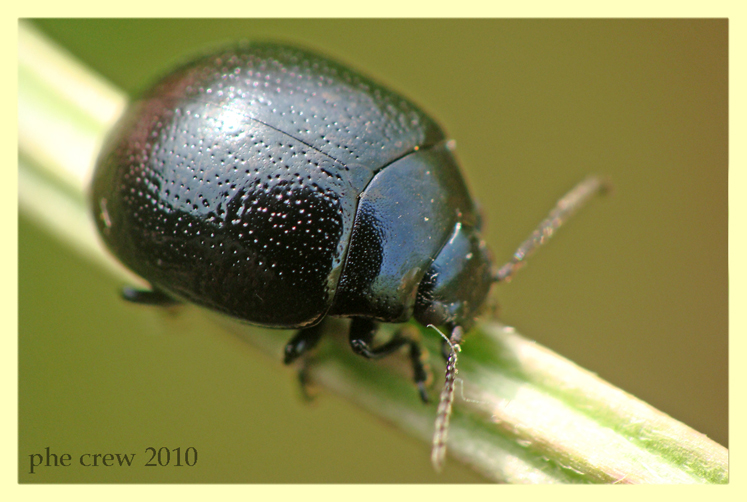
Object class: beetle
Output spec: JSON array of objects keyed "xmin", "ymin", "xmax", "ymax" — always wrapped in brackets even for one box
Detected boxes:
[
  {"xmin": 91, "ymin": 41, "xmax": 494, "ymax": 395},
  {"xmin": 91, "ymin": 42, "xmax": 604, "ymax": 470}
]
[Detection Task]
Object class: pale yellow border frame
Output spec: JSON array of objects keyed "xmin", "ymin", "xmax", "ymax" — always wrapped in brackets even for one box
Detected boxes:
[{"xmin": 5, "ymin": 1, "xmax": 743, "ymax": 500}]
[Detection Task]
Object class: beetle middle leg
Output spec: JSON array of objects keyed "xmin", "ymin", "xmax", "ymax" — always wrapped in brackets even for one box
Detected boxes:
[{"xmin": 349, "ymin": 317, "xmax": 429, "ymax": 403}]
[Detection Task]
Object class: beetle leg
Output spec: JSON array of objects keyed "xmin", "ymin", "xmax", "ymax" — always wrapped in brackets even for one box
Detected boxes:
[
  {"xmin": 349, "ymin": 318, "xmax": 429, "ymax": 403},
  {"xmin": 121, "ymin": 286, "xmax": 179, "ymax": 306},
  {"xmin": 284, "ymin": 323, "xmax": 326, "ymax": 401},
  {"xmin": 283, "ymin": 323, "xmax": 325, "ymax": 364}
]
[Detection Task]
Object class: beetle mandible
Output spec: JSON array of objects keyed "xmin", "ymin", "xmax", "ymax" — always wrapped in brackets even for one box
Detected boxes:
[{"xmin": 91, "ymin": 42, "xmax": 605, "ymax": 470}]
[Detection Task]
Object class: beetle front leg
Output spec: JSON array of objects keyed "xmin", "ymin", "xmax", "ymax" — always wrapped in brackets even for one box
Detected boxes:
[{"xmin": 348, "ymin": 318, "xmax": 429, "ymax": 403}]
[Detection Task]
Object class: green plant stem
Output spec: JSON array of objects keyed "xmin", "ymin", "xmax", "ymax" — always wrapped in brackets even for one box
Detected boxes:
[{"xmin": 18, "ymin": 21, "xmax": 728, "ymax": 484}]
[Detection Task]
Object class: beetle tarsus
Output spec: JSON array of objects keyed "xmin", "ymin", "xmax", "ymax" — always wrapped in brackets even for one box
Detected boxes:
[
  {"xmin": 349, "ymin": 318, "xmax": 430, "ymax": 403},
  {"xmin": 121, "ymin": 286, "xmax": 179, "ymax": 306}
]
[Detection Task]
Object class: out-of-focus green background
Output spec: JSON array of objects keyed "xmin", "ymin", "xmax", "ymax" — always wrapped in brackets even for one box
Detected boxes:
[{"xmin": 20, "ymin": 19, "xmax": 727, "ymax": 482}]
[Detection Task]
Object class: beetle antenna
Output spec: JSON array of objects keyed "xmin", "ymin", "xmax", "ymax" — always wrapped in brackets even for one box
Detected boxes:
[
  {"xmin": 494, "ymin": 175, "xmax": 610, "ymax": 283},
  {"xmin": 429, "ymin": 324, "xmax": 464, "ymax": 472}
]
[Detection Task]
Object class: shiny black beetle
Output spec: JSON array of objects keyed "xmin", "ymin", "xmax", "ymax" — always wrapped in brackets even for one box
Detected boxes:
[
  {"xmin": 91, "ymin": 42, "xmax": 494, "ymax": 400},
  {"xmin": 91, "ymin": 43, "xmax": 604, "ymax": 469}
]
